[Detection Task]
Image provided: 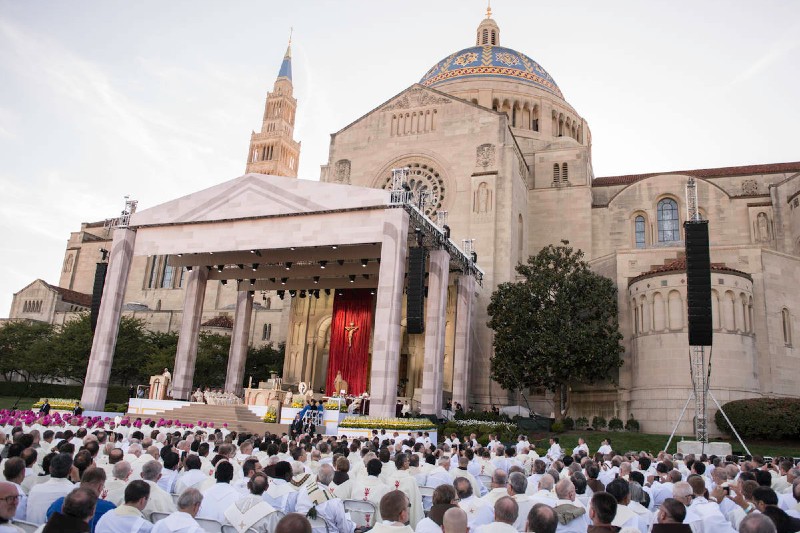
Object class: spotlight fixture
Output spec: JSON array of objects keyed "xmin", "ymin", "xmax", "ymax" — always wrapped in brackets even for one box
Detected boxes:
[
  {"xmin": 249, "ymin": 250, "xmax": 261, "ymax": 257},
  {"xmin": 237, "ymin": 264, "xmax": 244, "ymax": 270},
  {"xmin": 332, "ymin": 245, "xmax": 338, "ymax": 250},
  {"xmin": 280, "ymin": 277, "xmax": 287, "ymax": 285},
  {"xmin": 324, "ymin": 289, "xmax": 331, "ymax": 296},
  {"xmin": 284, "ymin": 261, "xmax": 292, "ymax": 270},
  {"xmin": 370, "ymin": 289, "xmax": 376, "ymax": 295},
  {"xmin": 186, "ymin": 266, "xmax": 193, "ymax": 272},
  {"xmin": 337, "ymin": 260, "xmax": 344, "ymax": 266},
  {"xmin": 220, "ymin": 279, "xmax": 227, "ymax": 285},
  {"xmin": 206, "ymin": 266, "xmax": 212, "ymax": 271},
  {"xmin": 313, "ymin": 289, "xmax": 320, "ymax": 299},
  {"xmin": 289, "ymin": 289, "xmax": 297, "ymax": 297},
  {"xmin": 361, "ymin": 259, "xmax": 368, "ymax": 267},
  {"xmin": 277, "ymin": 290, "xmax": 285, "ymax": 299},
  {"xmin": 299, "ymin": 290, "xmax": 307, "ymax": 298},
  {"xmin": 249, "ymin": 279, "xmax": 256, "ymax": 285},
  {"xmin": 269, "ymin": 278, "xmax": 276, "ymax": 283},
  {"xmin": 290, "ymin": 247, "xmax": 295, "ymax": 251},
  {"xmin": 362, "ymin": 274, "xmax": 369, "ymax": 280},
  {"xmin": 216, "ymin": 265, "xmax": 224, "ymax": 272},
  {"xmin": 236, "ymin": 279, "xmax": 242, "ymax": 284},
  {"xmin": 313, "ymin": 276, "xmax": 320, "ymax": 284},
  {"xmin": 336, "ymin": 290, "xmax": 344, "ymax": 296},
  {"xmin": 349, "ymin": 275, "xmax": 356, "ymax": 283},
  {"xmin": 319, "ymin": 260, "xmax": 327, "ymax": 269},
  {"xmin": 176, "ymin": 253, "xmax": 183, "ymax": 258},
  {"xmin": 251, "ymin": 263, "xmax": 259, "ymax": 271},
  {"xmin": 209, "ymin": 251, "xmax": 214, "ymax": 255},
  {"xmin": 248, "ymin": 290, "xmax": 254, "ymax": 296}
]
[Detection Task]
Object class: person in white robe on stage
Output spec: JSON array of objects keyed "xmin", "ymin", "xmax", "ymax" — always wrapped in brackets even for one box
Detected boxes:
[
  {"xmin": 95, "ymin": 480, "xmax": 153, "ymax": 533},
  {"xmin": 295, "ymin": 464, "xmax": 356, "ymax": 533},
  {"xmin": 224, "ymin": 473, "xmax": 282, "ymax": 533},
  {"xmin": 197, "ymin": 460, "xmax": 240, "ymax": 523},
  {"xmin": 151, "ymin": 488, "xmax": 205, "ymax": 533}
]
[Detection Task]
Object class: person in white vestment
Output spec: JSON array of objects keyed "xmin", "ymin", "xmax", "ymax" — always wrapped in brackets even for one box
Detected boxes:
[
  {"xmin": 139, "ymin": 460, "xmax": 177, "ymax": 519},
  {"xmin": 224, "ymin": 473, "xmax": 281, "ymax": 533},
  {"xmin": 597, "ymin": 439, "xmax": 613, "ymax": 456},
  {"xmin": 151, "ymin": 488, "xmax": 205, "ymax": 533},
  {"xmin": 0, "ymin": 481, "xmax": 24, "ymax": 533},
  {"xmin": 573, "ymin": 438, "xmax": 590, "ymax": 457},
  {"xmin": 197, "ymin": 460, "xmax": 240, "ymax": 523},
  {"xmin": 175, "ymin": 455, "xmax": 212, "ymax": 494},
  {"xmin": 95, "ymin": 480, "xmax": 153, "ymax": 533},
  {"xmin": 295, "ymin": 464, "xmax": 356, "ymax": 533},
  {"xmin": 350, "ymin": 459, "xmax": 391, "ymax": 524},
  {"xmin": 545, "ymin": 438, "xmax": 563, "ymax": 465},
  {"xmin": 264, "ymin": 461, "xmax": 299, "ymax": 514},
  {"xmin": 475, "ymin": 496, "xmax": 519, "ymax": 533},
  {"xmin": 482, "ymin": 469, "xmax": 512, "ymax": 506},
  {"xmin": 454, "ymin": 477, "xmax": 493, "ymax": 529},
  {"xmin": 369, "ymin": 491, "xmax": 414, "ymax": 533},
  {"xmin": 553, "ymin": 479, "xmax": 590, "ymax": 533},
  {"xmin": 415, "ymin": 484, "xmax": 459, "ymax": 533},
  {"xmin": 526, "ymin": 502, "xmax": 560, "ymax": 533},
  {"xmin": 2, "ymin": 458, "xmax": 27, "ymax": 522},
  {"xmin": 382, "ymin": 453, "xmax": 423, "ymax": 529},
  {"xmin": 26, "ymin": 452, "xmax": 75, "ymax": 524}
]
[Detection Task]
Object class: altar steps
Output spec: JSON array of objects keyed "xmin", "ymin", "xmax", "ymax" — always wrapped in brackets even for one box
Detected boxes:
[{"xmin": 126, "ymin": 404, "xmax": 289, "ymax": 435}]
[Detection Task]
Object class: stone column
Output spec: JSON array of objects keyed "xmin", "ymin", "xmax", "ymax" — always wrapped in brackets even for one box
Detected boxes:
[
  {"xmin": 81, "ymin": 228, "xmax": 136, "ymax": 411},
  {"xmin": 452, "ymin": 275, "xmax": 476, "ymax": 409},
  {"xmin": 172, "ymin": 266, "xmax": 209, "ymax": 400},
  {"xmin": 420, "ymin": 249, "xmax": 450, "ymax": 415},
  {"xmin": 369, "ymin": 208, "xmax": 409, "ymax": 418},
  {"xmin": 224, "ymin": 290, "xmax": 254, "ymax": 395}
]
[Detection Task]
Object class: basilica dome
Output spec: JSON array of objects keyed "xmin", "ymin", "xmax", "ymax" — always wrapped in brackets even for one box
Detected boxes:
[{"xmin": 419, "ymin": 45, "xmax": 563, "ymax": 100}]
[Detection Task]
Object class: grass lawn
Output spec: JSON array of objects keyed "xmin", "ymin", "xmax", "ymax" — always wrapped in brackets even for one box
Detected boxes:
[
  {"xmin": 0, "ymin": 397, "xmax": 38, "ymax": 410},
  {"xmin": 525, "ymin": 430, "xmax": 800, "ymax": 457}
]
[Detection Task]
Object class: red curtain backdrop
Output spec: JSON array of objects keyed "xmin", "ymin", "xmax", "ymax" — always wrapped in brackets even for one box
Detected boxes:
[{"xmin": 325, "ymin": 289, "xmax": 373, "ymax": 396}]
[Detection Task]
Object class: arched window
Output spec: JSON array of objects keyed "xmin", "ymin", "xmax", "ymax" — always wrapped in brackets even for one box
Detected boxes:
[
  {"xmin": 634, "ymin": 215, "xmax": 646, "ymax": 248},
  {"xmin": 657, "ymin": 198, "xmax": 680, "ymax": 242},
  {"xmin": 561, "ymin": 163, "xmax": 568, "ymax": 183},
  {"xmin": 782, "ymin": 308, "xmax": 792, "ymax": 346},
  {"xmin": 482, "ymin": 29, "xmax": 489, "ymax": 44},
  {"xmin": 263, "ymin": 323, "xmax": 272, "ymax": 341},
  {"xmin": 553, "ymin": 164, "xmax": 560, "ymax": 184}
]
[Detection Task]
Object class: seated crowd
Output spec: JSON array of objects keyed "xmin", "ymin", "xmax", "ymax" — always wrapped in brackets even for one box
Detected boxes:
[{"xmin": 0, "ymin": 424, "xmax": 797, "ymax": 533}]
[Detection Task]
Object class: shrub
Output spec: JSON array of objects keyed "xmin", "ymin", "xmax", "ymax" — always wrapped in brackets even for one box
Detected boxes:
[
  {"xmin": 592, "ymin": 415, "xmax": 607, "ymax": 430},
  {"xmin": 575, "ymin": 417, "xmax": 589, "ymax": 429},
  {"xmin": 608, "ymin": 417, "xmax": 624, "ymax": 431},
  {"xmin": 551, "ymin": 421, "xmax": 565, "ymax": 433},
  {"xmin": 625, "ymin": 416, "xmax": 640, "ymax": 432},
  {"xmin": 714, "ymin": 397, "xmax": 800, "ymax": 440},
  {"xmin": 563, "ymin": 416, "xmax": 575, "ymax": 430},
  {"xmin": 0, "ymin": 382, "xmax": 129, "ymax": 404}
]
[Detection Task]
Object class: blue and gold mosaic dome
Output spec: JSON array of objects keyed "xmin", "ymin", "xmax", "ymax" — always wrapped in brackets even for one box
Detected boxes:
[{"xmin": 420, "ymin": 45, "xmax": 563, "ymax": 100}]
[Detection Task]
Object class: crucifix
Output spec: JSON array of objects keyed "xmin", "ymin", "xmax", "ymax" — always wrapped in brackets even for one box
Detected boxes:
[{"xmin": 344, "ymin": 321, "xmax": 359, "ymax": 348}]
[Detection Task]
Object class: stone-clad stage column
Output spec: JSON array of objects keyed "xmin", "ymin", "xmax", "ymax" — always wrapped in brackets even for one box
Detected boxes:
[
  {"xmin": 81, "ymin": 228, "xmax": 137, "ymax": 411},
  {"xmin": 421, "ymin": 249, "xmax": 450, "ymax": 415},
  {"xmin": 452, "ymin": 274, "xmax": 476, "ymax": 409},
  {"xmin": 224, "ymin": 290, "xmax": 254, "ymax": 395},
  {"xmin": 369, "ymin": 209, "xmax": 409, "ymax": 418},
  {"xmin": 172, "ymin": 267, "xmax": 209, "ymax": 400}
]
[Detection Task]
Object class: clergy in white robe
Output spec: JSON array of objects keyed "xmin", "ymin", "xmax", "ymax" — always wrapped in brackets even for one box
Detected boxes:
[
  {"xmin": 26, "ymin": 452, "xmax": 75, "ymax": 524},
  {"xmin": 350, "ymin": 459, "xmax": 391, "ymax": 524},
  {"xmin": 383, "ymin": 453, "xmax": 423, "ymax": 529},
  {"xmin": 295, "ymin": 465, "xmax": 356, "ymax": 533},
  {"xmin": 369, "ymin": 490, "xmax": 415, "ymax": 533},
  {"xmin": 151, "ymin": 487, "xmax": 205, "ymax": 533},
  {"xmin": 263, "ymin": 461, "xmax": 298, "ymax": 514},
  {"xmin": 139, "ymin": 461, "xmax": 177, "ymax": 520},
  {"xmin": 175, "ymin": 455, "xmax": 212, "ymax": 494},
  {"xmin": 197, "ymin": 461, "xmax": 240, "ymax": 524},
  {"xmin": 224, "ymin": 473, "xmax": 281, "ymax": 533},
  {"xmin": 95, "ymin": 479, "xmax": 153, "ymax": 533},
  {"xmin": 454, "ymin": 477, "xmax": 494, "ymax": 529}
]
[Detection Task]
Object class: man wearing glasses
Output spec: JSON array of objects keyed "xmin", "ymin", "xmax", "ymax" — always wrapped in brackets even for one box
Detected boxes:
[{"xmin": 0, "ymin": 481, "xmax": 22, "ymax": 533}]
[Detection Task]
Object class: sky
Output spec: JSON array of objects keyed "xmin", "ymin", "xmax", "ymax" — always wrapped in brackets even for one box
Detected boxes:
[{"xmin": 1, "ymin": 0, "xmax": 798, "ymax": 314}]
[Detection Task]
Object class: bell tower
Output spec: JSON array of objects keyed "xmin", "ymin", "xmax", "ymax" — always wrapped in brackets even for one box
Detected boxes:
[{"xmin": 246, "ymin": 38, "xmax": 301, "ymax": 177}]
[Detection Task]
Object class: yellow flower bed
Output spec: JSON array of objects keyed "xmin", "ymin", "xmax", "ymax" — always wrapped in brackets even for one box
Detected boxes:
[
  {"xmin": 32, "ymin": 398, "xmax": 78, "ymax": 410},
  {"xmin": 339, "ymin": 416, "xmax": 436, "ymax": 430},
  {"xmin": 291, "ymin": 400, "xmax": 306, "ymax": 408}
]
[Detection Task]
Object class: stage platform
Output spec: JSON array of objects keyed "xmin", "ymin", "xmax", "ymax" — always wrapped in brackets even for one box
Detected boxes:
[{"xmin": 127, "ymin": 399, "xmax": 289, "ymax": 435}]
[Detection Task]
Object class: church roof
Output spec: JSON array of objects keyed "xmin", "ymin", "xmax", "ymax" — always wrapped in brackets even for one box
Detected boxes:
[
  {"xmin": 629, "ymin": 258, "xmax": 752, "ymax": 286},
  {"xmin": 42, "ymin": 281, "xmax": 92, "ymax": 307},
  {"xmin": 201, "ymin": 315, "xmax": 234, "ymax": 328},
  {"xmin": 420, "ymin": 45, "xmax": 563, "ymax": 99},
  {"xmin": 594, "ymin": 161, "xmax": 800, "ymax": 187}
]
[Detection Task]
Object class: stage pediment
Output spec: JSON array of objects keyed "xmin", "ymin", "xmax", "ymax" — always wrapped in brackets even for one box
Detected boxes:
[{"xmin": 130, "ymin": 173, "xmax": 391, "ymax": 226}]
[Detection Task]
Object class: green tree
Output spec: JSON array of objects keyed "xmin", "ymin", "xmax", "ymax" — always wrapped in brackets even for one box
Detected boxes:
[
  {"xmin": 192, "ymin": 332, "xmax": 231, "ymax": 388},
  {"xmin": 487, "ymin": 241, "xmax": 623, "ymax": 420},
  {"xmin": 52, "ymin": 313, "xmax": 94, "ymax": 383},
  {"xmin": 244, "ymin": 342, "xmax": 285, "ymax": 387},
  {"xmin": 0, "ymin": 321, "xmax": 56, "ymax": 382}
]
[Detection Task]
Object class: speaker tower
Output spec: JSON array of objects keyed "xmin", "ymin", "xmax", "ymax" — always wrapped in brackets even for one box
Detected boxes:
[{"xmin": 684, "ymin": 220, "xmax": 713, "ymax": 346}]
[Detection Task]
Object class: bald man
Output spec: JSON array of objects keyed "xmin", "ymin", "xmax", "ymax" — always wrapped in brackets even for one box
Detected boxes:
[{"xmin": 442, "ymin": 507, "xmax": 468, "ymax": 533}]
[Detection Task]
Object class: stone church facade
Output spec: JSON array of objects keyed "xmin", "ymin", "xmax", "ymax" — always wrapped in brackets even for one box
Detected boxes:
[{"xmin": 8, "ymin": 12, "xmax": 800, "ymax": 434}]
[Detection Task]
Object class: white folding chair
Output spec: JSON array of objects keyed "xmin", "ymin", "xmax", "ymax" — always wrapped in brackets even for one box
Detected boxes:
[
  {"xmin": 195, "ymin": 517, "xmax": 224, "ymax": 532},
  {"xmin": 343, "ymin": 499, "xmax": 378, "ymax": 527},
  {"xmin": 307, "ymin": 514, "xmax": 331, "ymax": 533},
  {"xmin": 11, "ymin": 521, "xmax": 38, "ymax": 533},
  {"xmin": 478, "ymin": 474, "xmax": 493, "ymax": 486},
  {"xmin": 419, "ymin": 485, "xmax": 436, "ymax": 513},
  {"xmin": 150, "ymin": 511, "xmax": 170, "ymax": 523},
  {"xmin": 221, "ymin": 526, "xmax": 259, "ymax": 533}
]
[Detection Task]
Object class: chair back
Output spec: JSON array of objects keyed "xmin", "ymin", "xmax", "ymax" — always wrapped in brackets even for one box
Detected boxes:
[
  {"xmin": 171, "ymin": 492, "xmax": 180, "ymax": 505},
  {"xmin": 343, "ymin": 499, "xmax": 377, "ymax": 527},
  {"xmin": 150, "ymin": 511, "xmax": 170, "ymax": 523},
  {"xmin": 11, "ymin": 521, "xmax": 38, "ymax": 533},
  {"xmin": 477, "ymin": 474, "xmax": 493, "ymax": 486},
  {"xmin": 196, "ymin": 517, "xmax": 224, "ymax": 532},
  {"xmin": 221, "ymin": 526, "xmax": 260, "ymax": 533},
  {"xmin": 307, "ymin": 514, "xmax": 331, "ymax": 533},
  {"xmin": 419, "ymin": 485, "xmax": 436, "ymax": 512}
]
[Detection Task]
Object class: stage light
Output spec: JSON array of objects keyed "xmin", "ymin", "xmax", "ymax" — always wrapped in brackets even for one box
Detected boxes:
[
  {"xmin": 236, "ymin": 279, "xmax": 242, "ymax": 283},
  {"xmin": 209, "ymin": 251, "xmax": 214, "ymax": 255},
  {"xmin": 370, "ymin": 289, "xmax": 376, "ymax": 295},
  {"xmin": 361, "ymin": 259, "xmax": 368, "ymax": 267},
  {"xmin": 289, "ymin": 290, "xmax": 297, "ymax": 297},
  {"xmin": 251, "ymin": 263, "xmax": 259, "ymax": 271},
  {"xmin": 313, "ymin": 276, "xmax": 320, "ymax": 284},
  {"xmin": 177, "ymin": 253, "xmax": 183, "ymax": 257},
  {"xmin": 250, "ymin": 250, "xmax": 261, "ymax": 256},
  {"xmin": 220, "ymin": 279, "xmax": 227, "ymax": 285},
  {"xmin": 300, "ymin": 290, "xmax": 307, "ymax": 298},
  {"xmin": 280, "ymin": 277, "xmax": 287, "ymax": 285},
  {"xmin": 319, "ymin": 260, "xmax": 327, "ymax": 269},
  {"xmin": 362, "ymin": 274, "xmax": 369, "ymax": 280},
  {"xmin": 324, "ymin": 289, "xmax": 331, "ymax": 296},
  {"xmin": 217, "ymin": 265, "xmax": 224, "ymax": 272},
  {"xmin": 313, "ymin": 289, "xmax": 320, "ymax": 299},
  {"xmin": 290, "ymin": 247, "xmax": 295, "ymax": 251},
  {"xmin": 237, "ymin": 264, "xmax": 244, "ymax": 270},
  {"xmin": 186, "ymin": 266, "xmax": 193, "ymax": 272},
  {"xmin": 337, "ymin": 290, "xmax": 344, "ymax": 296},
  {"xmin": 349, "ymin": 275, "xmax": 356, "ymax": 283},
  {"xmin": 337, "ymin": 260, "xmax": 344, "ymax": 266},
  {"xmin": 250, "ymin": 279, "xmax": 255, "ymax": 285},
  {"xmin": 277, "ymin": 290, "xmax": 285, "ymax": 299},
  {"xmin": 269, "ymin": 278, "xmax": 276, "ymax": 283},
  {"xmin": 248, "ymin": 291, "xmax": 254, "ymax": 296},
  {"xmin": 332, "ymin": 245, "xmax": 338, "ymax": 250},
  {"xmin": 284, "ymin": 261, "xmax": 292, "ymax": 270}
]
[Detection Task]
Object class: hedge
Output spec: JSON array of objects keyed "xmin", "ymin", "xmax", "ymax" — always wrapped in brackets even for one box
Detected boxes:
[
  {"xmin": 0, "ymin": 382, "xmax": 129, "ymax": 405},
  {"xmin": 715, "ymin": 398, "xmax": 800, "ymax": 440}
]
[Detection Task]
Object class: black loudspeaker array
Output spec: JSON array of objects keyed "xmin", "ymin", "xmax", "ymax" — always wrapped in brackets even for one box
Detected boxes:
[
  {"xmin": 684, "ymin": 221, "xmax": 713, "ymax": 346},
  {"xmin": 90, "ymin": 262, "xmax": 108, "ymax": 333},
  {"xmin": 407, "ymin": 247, "xmax": 427, "ymax": 334}
]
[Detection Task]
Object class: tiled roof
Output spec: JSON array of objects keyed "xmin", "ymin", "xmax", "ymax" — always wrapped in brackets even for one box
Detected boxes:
[
  {"xmin": 594, "ymin": 162, "xmax": 800, "ymax": 187},
  {"xmin": 629, "ymin": 258, "xmax": 752, "ymax": 286},
  {"xmin": 201, "ymin": 316, "xmax": 234, "ymax": 328},
  {"xmin": 44, "ymin": 282, "xmax": 92, "ymax": 307}
]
